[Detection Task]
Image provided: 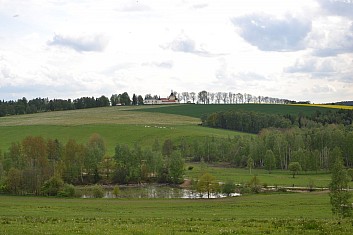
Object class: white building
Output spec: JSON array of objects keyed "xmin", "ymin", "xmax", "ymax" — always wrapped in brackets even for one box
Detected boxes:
[{"xmin": 144, "ymin": 92, "xmax": 180, "ymax": 105}]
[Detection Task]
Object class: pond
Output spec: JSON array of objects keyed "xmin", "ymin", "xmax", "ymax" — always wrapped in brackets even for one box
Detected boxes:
[{"xmin": 81, "ymin": 184, "xmax": 240, "ymax": 199}]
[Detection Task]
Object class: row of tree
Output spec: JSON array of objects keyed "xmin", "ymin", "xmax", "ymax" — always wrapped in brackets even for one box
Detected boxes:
[
  {"xmin": 177, "ymin": 91, "xmax": 299, "ymax": 105},
  {"xmin": 173, "ymin": 124, "xmax": 353, "ymax": 170},
  {"xmin": 202, "ymin": 109, "xmax": 353, "ymax": 133},
  {"xmin": 202, "ymin": 110, "xmax": 292, "ymax": 133},
  {"xmin": 0, "ymin": 135, "xmax": 184, "ymax": 195},
  {"xmin": 0, "ymin": 90, "xmax": 298, "ymax": 117},
  {"xmin": 0, "ymin": 92, "xmax": 145, "ymax": 117}
]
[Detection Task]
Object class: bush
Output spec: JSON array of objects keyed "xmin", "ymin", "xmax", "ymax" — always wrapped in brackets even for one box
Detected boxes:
[
  {"xmin": 92, "ymin": 184, "xmax": 104, "ymax": 198},
  {"xmin": 222, "ymin": 181, "xmax": 236, "ymax": 196},
  {"xmin": 41, "ymin": 176, "xmax": 64, "ymax": 196},
  {"xmin": 113, "ymin": 186, "xmax": 120, "ymax": 198},
  {"xmin": 58, "ymin": 184, "xmax": 75, "ymax": 197}
]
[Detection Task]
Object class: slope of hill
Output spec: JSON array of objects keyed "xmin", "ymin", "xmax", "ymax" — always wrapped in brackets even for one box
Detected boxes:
[
  {"xmin": 0, "ymin": 106, "xmax": 247, "ymax": 155},
  {"xmin": 136, "ymin": 104, "xmax": 338, "ymax": 118}
]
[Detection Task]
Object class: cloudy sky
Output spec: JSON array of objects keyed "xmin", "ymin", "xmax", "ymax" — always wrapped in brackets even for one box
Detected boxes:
[{"xmin": 0, "ymin": 0, "xmax": 352, "ymax": 103}]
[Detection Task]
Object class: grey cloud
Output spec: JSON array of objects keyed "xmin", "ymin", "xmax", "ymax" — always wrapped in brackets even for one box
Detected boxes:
[
  {"xmin": 285, "ymin": 59, "xmax": 335, "ymax": 74},
  {"xmin": 311, "ymin": 24, "xmax": 353, "ymax": 57},
  {"xmin": 313, "ymin": 35, "xmax": 353, "ymax": 57},
  {"xmin": 191, "ymin": 4, "xmax": 208, "ymax": 10},
  {"xmin": 232, "ymin": 14, "xmax": 311, "ymax": 52},
  {"xmin": 154, "ymin": 61, "xmax": 173, "ymax": 69},
  {"xmin": 311, "ymin": 84, "xmax": 336, "ymax": 93},
  {"xmin": 318, "ymin": 0, "xmax": 353, "ymax": 19},
  {"xmin": 165, "ymin": 35, "xmax": 223, "ymax": 57},
  {"xmin": 48, "ymin": 34, "xmax": 108, "ymax": 52},
  {"xmin": 141, "ymin": 61, "xmax": 173, "ymax": 69},
  {"xmin": 119, "ymin": 3, "xmax": 151, "ymax": 12},
  {"xmin": 169, "ymin": 36, "xmax": 196, "ymax": 53}
]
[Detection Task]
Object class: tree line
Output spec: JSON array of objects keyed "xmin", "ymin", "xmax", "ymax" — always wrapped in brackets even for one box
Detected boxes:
[
  {"xmin": 0, "ymin": 90, "xmax": 299, "ymax": 117},
  {"xmin": 0, "ymin": 92, "xmax": 145, "ymax": 117},
  {"xmin": 202, "ymin": 109, "xmax": 353, "ymax": 133},
  {"xmin": 0, "ymin": 135, "xmax": 184, "ymax": 196}
]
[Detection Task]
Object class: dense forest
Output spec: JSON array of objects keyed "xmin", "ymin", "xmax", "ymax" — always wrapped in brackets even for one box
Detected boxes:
[{"xmin": 202, "ymin": 109, "xmax": 353, "ymax": 133}]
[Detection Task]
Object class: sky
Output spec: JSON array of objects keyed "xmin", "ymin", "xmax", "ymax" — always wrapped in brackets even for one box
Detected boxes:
[{"xmin": 0, "ymin": 0, "xmax": 352, "ymax": 103}]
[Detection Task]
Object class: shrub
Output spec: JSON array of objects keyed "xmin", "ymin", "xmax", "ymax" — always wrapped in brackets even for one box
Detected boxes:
[
  {"xmin": 92, "ymin": 184, "xmax": 104, "ymax": 198},
  {"xmin": 58, "ymin": 184, "xmax": 75, "ymax": 197},
  {"xmin": 222, "ymin": 181, "xmax": 236, "ymax": 196},
  {"xmin": 188, "ymin": 166, "xmax": 194, "ymax": 171},
  {"xmin": 41, "ymin": 176, "xmax": 64, "ymax": 196},
  {"xmin": 113, "ymin": 186, "xmax": 120, "ymax": 198}
]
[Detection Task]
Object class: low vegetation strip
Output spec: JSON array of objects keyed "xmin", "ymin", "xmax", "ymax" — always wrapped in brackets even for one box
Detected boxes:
[{"xmin": 291, "ymin": 104, "xmax": 353, "ymax": 110}]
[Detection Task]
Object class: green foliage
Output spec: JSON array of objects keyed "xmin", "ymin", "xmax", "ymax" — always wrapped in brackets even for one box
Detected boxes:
[
  {"xmin": 288, "ymin": 162, "xmax": 302, "ymax": 178},
  {"xmin": 92, "ymin": 184, "xmax": 104, "ymax": 198},
  {"xmin": 222, "ymin": 181, "xmax": 236, "ymax": 196},
  {"xmin": 264, "ymin": 150, "xmax": 276, "ymax": 174},
  {"xmin": 57, "ymin": 184, "xmax": 75, "ymax": 197},
  {"xmin": 348, "ymin": 168, "xmax": 353, "ymax": 181},
  {"xmin": 41, "ymin": 176, "xmax": 64, "ymax": 196},
  {"xmin": 248, "ymin": 175, "xmax": 261, "ymax": 193},
  {"xmin": 5, "ymin": 167, "xmax": 22, "ymax": 195},
  {"xmin": 196, "ymin": 173, "xmax": 220, "ymax": 198},
  {"xmin": 202, "ymin": 110, "xmax": 292, "ymax": 133},
  {"xmin": 329, "ymin": 154, "xmax": 352, "ymax": 218},
  {"xmin": 112, "ymin": 186, "xmax": 120, "ymax": 198},
  {"xmin": 247, "ymin": 157, "xmax": 254, "ymax": 174},
  {"xmin": 168, "ymin": 152, "xmax": 184, "ymax": 184}
]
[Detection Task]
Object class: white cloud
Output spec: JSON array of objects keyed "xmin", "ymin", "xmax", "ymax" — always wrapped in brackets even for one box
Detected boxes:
[{"xmin": 0, "ymin": 0, "xmax": 352, "ymax": 103}]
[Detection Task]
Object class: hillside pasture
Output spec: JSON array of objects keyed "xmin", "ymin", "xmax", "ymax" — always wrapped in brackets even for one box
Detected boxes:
[
  {"xmin": 0, "ymin": 106, "xmax": 246, "ymax": 155},
  {"xmin": 136, "ymin": 104, "xmax": 337, "ymax": 118}
]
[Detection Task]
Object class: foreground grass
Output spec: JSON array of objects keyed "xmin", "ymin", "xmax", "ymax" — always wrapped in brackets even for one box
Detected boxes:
[{"xmin": 1, "ymin": 193, "xmax": 352, "ymax": 234}]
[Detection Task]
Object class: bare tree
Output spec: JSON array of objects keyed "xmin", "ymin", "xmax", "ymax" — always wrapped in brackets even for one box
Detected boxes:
[
  {"xmin": 190, "ymin": 92, "xmax": 196, "ymax": 103},
  {"xmin": 215, "ymin": 92, "xmax": 222, "ymax": 104},
  {"xmin": 222, "ymin": 92, "xmax": 228, "ymax": 104},
  {"xmin": 182, "ymin": 92, "xmax": 189, "ymax": 103},
  {"xmin": 198, "ymin": 90, "xmax": 208, "ymax": 104},
  {"xmin": 209, "ymin": 92, "xmax": 215, "ymax": 104}
]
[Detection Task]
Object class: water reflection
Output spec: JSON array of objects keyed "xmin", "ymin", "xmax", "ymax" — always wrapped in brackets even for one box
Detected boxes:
[{"xmin": 82, "ymin": 185, "xmax": 240, "ymax": 199}]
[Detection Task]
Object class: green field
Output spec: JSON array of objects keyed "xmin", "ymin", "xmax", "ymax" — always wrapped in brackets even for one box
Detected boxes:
[
  {"xmin": 137, "ymin": 104, "xmax": 336, "ymax": 118},
  {"xmin": 0, "ymin": 106, "xmax": 246, "ymax": 155},
  {"xmin": 1, "ymin": 193, "xmax": 352, "ymax": 234},
  {"xmin": 184, "ymin": 163, "xmax": 336, "ymax": 188}
]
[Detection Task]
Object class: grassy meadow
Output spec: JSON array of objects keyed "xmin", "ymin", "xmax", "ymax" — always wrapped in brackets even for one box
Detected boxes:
[
  {"xmin": 0, "ymin": 106, "xmax": 246, "ymax": 155},
  {"xmin": 1, "ymin": 193, "xmax": 352, "ymax": 235}
]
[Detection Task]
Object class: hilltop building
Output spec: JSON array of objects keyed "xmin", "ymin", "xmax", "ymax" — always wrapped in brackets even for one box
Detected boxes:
[{"xmin": 144, "ymin": 91, "xmax": 180, "ymax": 105}]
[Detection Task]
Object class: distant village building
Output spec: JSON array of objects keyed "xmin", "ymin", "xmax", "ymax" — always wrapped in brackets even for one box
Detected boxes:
[{"xmin": 144, "ymin": 91, "xmax": 180, "ymax": 105}]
